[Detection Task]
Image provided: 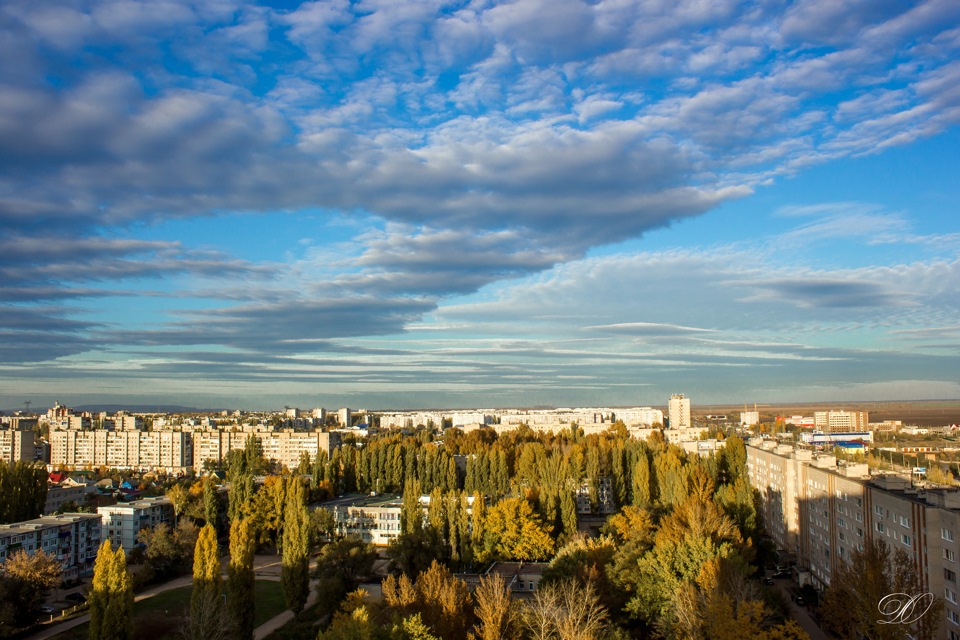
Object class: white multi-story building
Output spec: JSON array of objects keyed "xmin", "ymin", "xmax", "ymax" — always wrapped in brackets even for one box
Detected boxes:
[
  {"xmin": 0, "ymin": 513, "xmax": 102, "ymax": 581},
  {"xmin": 740, "ymin": 411, "xmax": 760, "ymax": 426},
  {"xmin": 747, "ymin": 440, "xmax": 960, "ymax": 639},
  {"xmin": 338, "ymin": 408, "xmax": 351, "ymax": 427},
  {"xmin": 616, "ymin": 407, "xmax": 664, "ymax": 427},
  {"xmin": 50, "ymin": 430, "xmax": 193, "ymax": 472},
  {"xmin": 668, "ymin": 394, "xmax": 691, "ymax": 429},
  {"xmin": 99, "ymin": 496, "xmax": 174, "ymax": 552}
]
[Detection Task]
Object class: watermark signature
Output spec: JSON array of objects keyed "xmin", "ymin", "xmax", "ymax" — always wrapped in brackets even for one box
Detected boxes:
[{"xmin": 877, "ymin": 592, "xmax": 935, "ymax": 625}]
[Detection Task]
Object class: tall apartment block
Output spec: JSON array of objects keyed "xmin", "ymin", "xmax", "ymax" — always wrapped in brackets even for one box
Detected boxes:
[
  {"xmin": 668, "ymin": 394, "xmax": 691, "ymax": 429},
  {"xmin": 0, "ymin": 513, "xmax": 102, "ymax": 581},
  {"xmin": 747, "ymin": 440, "xmax": 960, "ymax": 639},
  {"xmin": 0, "ymin": 428, "xmax": 35, "ymax": 463}
]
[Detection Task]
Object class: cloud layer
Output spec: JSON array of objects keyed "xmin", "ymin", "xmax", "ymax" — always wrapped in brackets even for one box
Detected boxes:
[{"xmin": 1, "ymin": 0, "xmax": 958, "ymax": 406}]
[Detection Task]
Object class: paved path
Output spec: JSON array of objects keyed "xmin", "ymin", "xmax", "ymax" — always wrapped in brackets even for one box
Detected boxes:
[
  {"xmin": 24, "ymin": 574, "xmax": 197, "ymax": 640},
  {"xmin": 253, "ymin": 580, "xmax": 319, "ymax": 640},
  {"xmin": 771, "ymin": 577, "xmax": 829, "ymax": 640}
]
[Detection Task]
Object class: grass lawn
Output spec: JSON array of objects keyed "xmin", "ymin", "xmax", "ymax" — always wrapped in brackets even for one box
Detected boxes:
[{"xmin": 50, "ymin": 580, "xmax": 288, "ymax": 640}]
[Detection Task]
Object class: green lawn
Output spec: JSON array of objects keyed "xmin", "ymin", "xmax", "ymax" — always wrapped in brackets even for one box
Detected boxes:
[{"xmin": 50, "ymin": 580, "xmax": 288, "ymax": 640}]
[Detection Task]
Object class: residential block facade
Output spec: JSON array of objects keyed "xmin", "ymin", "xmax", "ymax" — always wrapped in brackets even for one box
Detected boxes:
[
  {"xmin": 747, "ymin": 440, "xmax": 960, "ymax": 639},
  {"xmin": 0, "ymin": 513, "xmax": 102, "ymax": 582}
]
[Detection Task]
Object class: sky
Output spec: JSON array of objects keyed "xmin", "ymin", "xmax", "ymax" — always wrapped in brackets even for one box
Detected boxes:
[{"xmin": 1, "ymin": 0, "xmax": 959, "ymax": 411}]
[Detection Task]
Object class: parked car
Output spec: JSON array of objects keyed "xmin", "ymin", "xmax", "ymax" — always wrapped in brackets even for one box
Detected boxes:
[
  {"xmin": 763, "ymin": 577, "xmax": 775, "ymax": 586},
  {"xmin": 65, "ymin": 593, "xmax": 86, "ymax": 603},
  {"xmin": 38, "ymin": 605, "xmax": 55, "ymax": 614}
]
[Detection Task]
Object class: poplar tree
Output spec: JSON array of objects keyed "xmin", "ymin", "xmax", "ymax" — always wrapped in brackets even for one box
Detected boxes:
[
  {"xmin": 0, "ymin": 461, "xmax": 47, "ymax": 524},
  {"xmin": 190, "ymin": 524, "xmax": 223, "ymax": 640},
  {"xmin": 402, "ymin": 479, "xmax": 423, "ymax": 534},
  {"xmin": 281, "ymin": 480, "xmax": 311, "ymax": 615},
  {"xmin": 89, "ymin": 540, "xmax": 133, "ymax": 640},
  {"xmin": 632, "ymin": 450, "xmax": 652, "ymax": 506},
  {"xmin": 227, "ymin": 517, "xmax": 256, "ymax": 640}
]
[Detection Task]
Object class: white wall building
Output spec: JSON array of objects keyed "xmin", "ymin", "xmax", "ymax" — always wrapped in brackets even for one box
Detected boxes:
[
  {"xmin": 668, "ymin": 394, "xmax": 691, "ymax": 429},
  {"xmin": 99, "ymin": 496, "xmax": 174, "ymax": 552}
]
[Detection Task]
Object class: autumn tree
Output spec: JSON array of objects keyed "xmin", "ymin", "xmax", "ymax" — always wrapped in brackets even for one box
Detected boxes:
[
  {"xmin": 227, "ymin": 517, "xmax": 256, "ymax": 640},
  {"xmin": 481, "ymin": 497, "xmax": 554, "ymax": 561},
  {"xmin": 820, "ymin": 536, "xmax": 943, "ymax": 640},
  {"xmin": 89, "ymin": 540, "xmax": 133, "ymax": 640},
  {"xmin": 521, "ymin": 578, "xmax": 609, "ymax": 640},
  {"xmin": 0, "ymin": 549, "xmax": 61, "ymax": 631},
  {"xmin": 189, "ymin": 524, "xmax": 225, "ymax": 640},
  {"xmin": 382, "ymin": 560, "xmax": 473, "ymax": 640},
  {"xmin": 470, "ymin": 573, "xmax": 513, "ymax": 640}
]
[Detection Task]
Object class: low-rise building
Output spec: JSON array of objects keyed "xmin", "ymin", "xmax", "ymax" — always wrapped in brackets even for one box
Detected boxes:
[
  {"xmin": 0, "ymin": 513, "xmax": 102, "ymax": 582},
  {"xmin": 322, "ymin": 493, "xmax": 405, "ymax": 546},
  {"xmin": 45, "ymin": 478, "xmax": 93, "ymax": 514}
]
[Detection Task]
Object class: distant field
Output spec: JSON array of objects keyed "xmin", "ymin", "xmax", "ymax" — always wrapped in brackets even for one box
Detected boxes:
[
  {"xmin": 50, "ymin": 579, "xmax": 286, "ymax": 640},
  {"xmin": 695, "ymin": 400, "xmax": 960, "ymax": 427}
]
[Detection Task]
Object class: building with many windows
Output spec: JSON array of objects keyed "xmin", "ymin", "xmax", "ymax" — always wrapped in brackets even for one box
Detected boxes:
[
  {"xmin": 747, "ymin": 440, "xmax": 960, "ymax": 639},
  {"xmin": 98, "ymin": 496, "xmax": 174, "ymax": 552},
  {"xmin": 668, "ymin": 394, "xmax": 691, "ymax": 429},
  {"xmin": 0, "ymin": 427, "xmax": 34, "ymax": 463},
  {"xmin": 813, "ymin": 410, "xmax": 870, "ymax": 433},
  {"xmin": 0, "ymin": 513, "xmax": 102, "ymax": 582}
]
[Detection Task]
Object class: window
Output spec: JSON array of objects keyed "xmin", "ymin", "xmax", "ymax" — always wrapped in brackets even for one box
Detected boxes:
[
  {"xmin": 947, "ymin": 588, "xmax": 958, "ymax": 604},
  {"xmin": 950, "ymin": 610, "xmax": 960, "ymax": 626},
  {"xmin": 900, "ymin": 515, "xmax": 910, "ymax": 527},
  {"xmin": 876, "ymin": 523, "xmax": 885, "ymax": 533},
  {"xmin": 838, "ymin": 518, "xmax": 845, "ymax": 528},
  {"xmin": 946, "ymin": 568, "xmax": 957, "ymax": 583},
  {"xmin": 903, "ymin": 535, "xmax": 911, "ymax": 546},
  {"xmin": 946, "ymin": 549, "xmax": 956, "ymax": 562},
  {"xmin": 875, "ymin": 505, "xmax": 883, "ymax": 516},
  {"xmin": 945, "ymin": 529, "xmax": 955, "ymax": 542}
]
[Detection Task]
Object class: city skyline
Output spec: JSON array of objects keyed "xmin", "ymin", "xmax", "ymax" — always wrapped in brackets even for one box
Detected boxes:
[{"xmin": 2, "ymin": 0, "xmax": 959, "ymax": 410}]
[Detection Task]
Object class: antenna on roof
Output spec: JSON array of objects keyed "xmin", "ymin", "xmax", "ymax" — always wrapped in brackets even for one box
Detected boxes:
[{"xmin": 24, "ymin": 400, "xmax": 31, "ymax": 413}]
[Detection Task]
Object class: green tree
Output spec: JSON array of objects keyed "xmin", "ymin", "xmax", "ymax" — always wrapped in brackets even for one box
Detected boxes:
[
  {"xmin": 227, "ymin": 518, "xmax": 256, "ymax": 640},
  {"xmin": 166, "ymin": 483, "xmax": 190, "ymax": 528},
  {"xmin": 314, "ymin": 536, "xmax": 378, "ymax": 591},
  {"xmin": 0, "ymin": 462, "xmax": 47, "ymax": 524},
  {"xmin": 281, "ymin": 481, "xmax": 311, "ymax": 615},
  {"xmin": 190, "ymin": 524, "xmax": 224, "ymax": 640},
  {"xmin": 203, "ymin": 478, "xmax": 219, "ymax": 530},
  {"xmin": 631, "ymin": 450, "xmax": 652, "ymax": 506}
]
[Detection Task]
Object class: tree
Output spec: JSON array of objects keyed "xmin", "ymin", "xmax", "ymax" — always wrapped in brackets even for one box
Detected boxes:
[
  {"xmin": 521, "ymin": 578, "xmax": 609, "ymax": 640},
  {"xmin": 631, "ymin": 450, "xmax": 652, "ymax": 506},
  {"xmin": 314, "ymin": 536, "xmax": 378, "ymax": 591},
  {"xmin": 470, "ymin": 573, "xmax": 514, "ymax": 640},
  {"xmin": 227, "ymin": 518, "xmax": 256, "ymax": 640},
  {"xmin": 190, "ymin": 524, "xmax": 224, "ymax": 640},
  {"xmin": 626, "ymin": 471, "xmax": 750, "ymax": 627},
  {"xmin": 281, "ymin": 481, "xmax": 311, "ymax": 615},
  {"xmin": 203, "ymin": 478, "xmax": 219, "ymax": 530},
  {"xmin": 0, "ymin": 549, "xmax": 61, "ymax": 632},
  {"xmin": 0, "ymin": 462, "xmax": 47, "ymax": 524},
  {"xmin": 382, "ymin": 560, "xmax": 473, "ymax": 640},
  {"xmin": 482, "ymin": 497, "xmax": 554, "ymax": 561},
  {"xmin": 166, "ymin": 483, "xmax": 189, "ymax": 528},
  {"xmin": 820, "ymin": 536, "xmax": 943, "ymax": 640},
  {"xmin": 89, "ymin": 540, "xmax": 132, "ymax": 640}
]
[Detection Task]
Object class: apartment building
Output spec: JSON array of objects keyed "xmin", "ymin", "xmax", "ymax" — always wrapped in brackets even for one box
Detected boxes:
[
  {"xmin": 0, "ymin": 428, "xmax": 35, "ymax": 463},
  {"xmin": 192, "ymin": 429, "xmax": 340, "ymax": 471},
  {"xmin": 98, "ymin": 496, "xmax": 174, "ymax": 552},
  {"xmin": 44, "ymin": 478, "xmax": 93, "ymax": 514},
  {"xmin": 747, "ymin": 440, "xmax": 960, "ymax": 639},
  {"xmin": 814, "ymin": 410, "xmax": 870, "ymax": 432},
  {"xmin": 50, "ymin": 430, "xmax": 193, "ymax": 472},
  {"xmin": 0, "ymin": 513, "xmax": 102, "ymax": 581},
  {"xmin": 668, "ymin": 394, "xmax": 691, "ymax": 429}
]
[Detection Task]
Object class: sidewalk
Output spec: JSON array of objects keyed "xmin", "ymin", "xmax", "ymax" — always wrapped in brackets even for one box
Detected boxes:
[
  {"xmin": 24, "ymin": 573, "xmax": 197, "ymax": 640},
  {"xmin": 253, "ymin": 580, "xmax": 319, "ymax": 640}
]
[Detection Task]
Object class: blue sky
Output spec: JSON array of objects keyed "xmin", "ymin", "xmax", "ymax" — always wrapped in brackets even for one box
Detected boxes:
[{"xmin": 1, "ymin": 0, "xmax": 959, "ymax": 410}]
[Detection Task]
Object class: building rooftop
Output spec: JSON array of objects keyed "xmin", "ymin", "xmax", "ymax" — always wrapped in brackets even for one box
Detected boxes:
[
  {"xmin": 316, "ymin": 493, "xmax": 402, "ymax": 509},
  {"xmin": 0, "ymin": 513, "xmax": 101, "ymax": 534}
]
